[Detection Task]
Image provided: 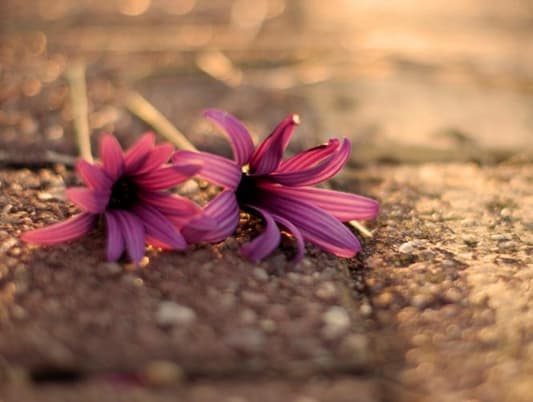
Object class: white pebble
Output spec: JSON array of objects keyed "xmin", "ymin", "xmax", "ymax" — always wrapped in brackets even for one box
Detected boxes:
[
  {"xmin": 490, "ymin": 234, "xmax": 510, "ymax": 241},
  {"xmin": 156, "ymin": 302, "xmax": 196, "ymax": 326},
  {"xmin": 399, "ymin": 242, "xmax": 415, "ymax": 254},
  {"xmin": 177, "ymin": 179, "xmax": 199, "ymax": 195},
  {"xmin": 252, "ymin": 268, "xmax": 268, "ymax": 282},
  {"xmin": 322, "ymin": 306, "xmax": 351, "ymax": 338}
]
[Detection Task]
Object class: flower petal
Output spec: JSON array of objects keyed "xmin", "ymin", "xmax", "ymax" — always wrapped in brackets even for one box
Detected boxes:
[
  {"xmin": 255, "ymin": 192, "xmax": 361, "ymax": 258},
  {"xmin": 249, "ymin": 114, "xmax": 300, "ymax": 175},
  {"xmin": 137, "ymin": 191, "xmax": 201, "ymax": 216},
  {"xmin": 204, "ymin": 109, "xmax": 255, "ymax": 165},
  {"xmin": 130, "ymin": 143, "xmax": 174, "ymax": 176},
  {"xmin": 132, "ymin": 204, "xmax": 186, "ymax": 250},
  {"xmin": 145, "ymin": 235, "xmax": 173, "ymax": 250},
  {"xmin": 134, "ymin": 163, "xmax": 202, "ymax": 190},
  {"xmin": 105, "ymin": 211, "xmax": 125, "ymax": 261},
  {"xmin": 271, "ymin": 214, "xmax": 305, "ymax": 262},
  {"xmin": 99, "ymin": 134, "xmax": 125, "ymax": 180},
  {"xmin": 66, "ymin": 187, "xmax": 110, "ymax": 213},
  {"xmin": 263, "ymin": 185, "xmax": 380, "ymax": 221},
  {"xmin": 268, "ymin": 138, "xmax": 351, "ymax": 186},
  {"xmin": 114, "ymin": 210, "xmax": 146, "ymax": 263},
  {"xmin": 173, "ymin": 150, "xmax": 241, "ymax": 190},
  {"xmin": 124, "ymin": 132, "xmax": 156, "ymax": 173},
  {"xmin": 180, "ymin": 213, "xmax": 218, "ymax": 244},
  {"xmin": 21, "ymin": 212, "xmax": 96, "ymax": 245},
  {"xmin": 240, "ymin": 207, "xmax": 281, "ymax": 263},
  {"xmin": 76, "ymin": 160, "xmax": 113, "ymax": 191},
  {"xmin": 277, "ymin": 138, "xmax": 339, "ymax": 172},
  {"xmin": 191, "ymin": 190, "xmax": 240, "ymax": 243},
  {"xmin": 299, "ymin": 229, "xmax": 361, "ymax": 258}
]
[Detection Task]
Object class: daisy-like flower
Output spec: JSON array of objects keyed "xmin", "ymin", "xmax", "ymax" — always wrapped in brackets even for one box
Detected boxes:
[
  {"xmin": 174, "ymin": 110, "xmax": 379, "ymax": 263},
  {"xmin": 22, "ymin": 133, "xmax": 207, "ymax": 263}
]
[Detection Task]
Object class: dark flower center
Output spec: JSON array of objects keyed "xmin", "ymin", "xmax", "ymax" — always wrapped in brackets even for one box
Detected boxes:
[
  {"xmin": 235, "ymin": 173, "xmax": 258, "ymax": 206},
  {"xmin": 107, "ymin": 176, "xmax": 139, "ymax": 210}
]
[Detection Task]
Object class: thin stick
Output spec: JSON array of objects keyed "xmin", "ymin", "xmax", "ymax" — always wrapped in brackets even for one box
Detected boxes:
[
  {"xmin": 66, "ymin": 62, "xmax": 93, "ymax": 162},
  {"xmin": 0, "ymin": 150, "xmax": 76, "ymax": 168},
  {"xmin": 349, "ymin": 220, "xmax": 374, "ymax": 238},
  {"xmin": 123, "ymin": 90, "xmax": 197, "ymax": 151},
  {"xmin": 196, "ymin": 50, "xmax": 242, "ymax": 87}
]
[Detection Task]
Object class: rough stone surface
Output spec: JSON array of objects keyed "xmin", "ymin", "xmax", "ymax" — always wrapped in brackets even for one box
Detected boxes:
[
  {"xmin": 1, "ymin": 377, "xmax": 380, "ymax": 402},
  {"xmin": 1, "ymin": 163, "xmax": 532, "ymax": 401},
  {"xmin": 0, "ymin": 168, "xmax": 374, "ymax": 377},
  {"xmin": 361, "ymin": 163, "xmax": 533, "ymax": 402}
]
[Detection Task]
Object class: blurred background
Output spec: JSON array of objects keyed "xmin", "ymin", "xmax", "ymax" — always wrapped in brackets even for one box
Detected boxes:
[{"xmin": 1, "ymin": 0, "xmax": 532, "ymax": 164}]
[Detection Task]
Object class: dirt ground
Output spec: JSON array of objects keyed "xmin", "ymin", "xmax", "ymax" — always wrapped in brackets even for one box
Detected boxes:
[{"xmin": 1, "ymin": 1, "xmax": 532, "ymax": 401}]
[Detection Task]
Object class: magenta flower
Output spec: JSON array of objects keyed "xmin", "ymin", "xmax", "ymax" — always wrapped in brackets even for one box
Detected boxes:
[
  {"xmin": 174, "ymin": 110, "xmax": 379, "ymax": 263},
  {"xmin": 22, "ymin": 133, "xmax": 206, "ymax": 263}
]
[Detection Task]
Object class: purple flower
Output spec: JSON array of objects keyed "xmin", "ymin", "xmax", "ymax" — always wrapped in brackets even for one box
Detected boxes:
[
  {"xmin": 22, "ymin": 133, "xmax": 206, "ymax": 263},
  {"xmin": 174, "ymin": 110, "xmax": 379, "ymax": 263}
]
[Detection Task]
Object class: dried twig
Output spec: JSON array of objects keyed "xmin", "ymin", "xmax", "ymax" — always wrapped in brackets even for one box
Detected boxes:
[
  {"xmin": 66, "ymin": 62, "xmax": 93, "ymax": 162},
  {"xmin": 195, "ymin": 50, "xmax": 243, "ymax": 87},
  {"xmin": 123, "ymin": 90, "xmax": 197, "ymax": 151},
  {"xmin": 349, "ymin": 220, "xmax": 374, "ymax": 238}
]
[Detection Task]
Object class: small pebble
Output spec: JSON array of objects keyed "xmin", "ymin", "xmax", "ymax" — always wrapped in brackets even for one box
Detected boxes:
[
  {"xmin": 287, "ymin": 272, "xmax": 301, "ymax": 282},
  {"xmin": 1, "ymin": 239, "xmax": 18, "ymax": 253},
  {"xmin": 322, "ymin": 306, "xmax": 351, "ymax": 339},
  {"xmin": 37, "ymin": 191, "xmax": 63, "ymax": 201},
  {"xmin": 441, "ymin": 259, "xmax": 457, "ymax": 268},
  {"xmin": 444, "ymin": 288, "xmax": 462, "ymax": 303},
  {"xmin": 9, "ymin": 247, "xmax": 21, "ymax": 257},
  {"xmin": 399, "ymin": 242, "xmax": 415, "ymax": 254},
  {"xmin": 156, "ymin": 302, "xmax": 196, "ymax": 326},
  {"xmin": 411, "ymin": 239, "xmax": 425, "ymax": 247},
  {"xmin": 37, "ymin": 192, "xmax": 54, "ymax": 201},
  {"xmin": 225, "ymin": 396, "xmax": 248, "ymax": 402},
  {"xmin": 269, "ymin": 254, "xmax": 286, "ymax": 268},
  {"xmin": 104, "ymin": 262, "xmax": 122, "ymax": 275},
  {"xmin": 360, "ymin": 303, "xmax": 372, "ymax": 316},
  {"xmin": 260, "ymin": 319, "xmax": 276, "ymax": 332},
  {"xmin": 225, "ymin": 329, "xmax": 265, "ymax": 353},
  {"xmin": 143, "ymin": 360, "xmax": 184, "ymax": 386},
  {"xmin": 240, "ymin": 308, "xmax": 257, "ymax": 324},
  {"xmin": 177, "ymin": 179, "xmax": 199, "ymax": 195},
  {"xmin": 338, "ymin": 334, "xmax": 370, "ymax": 363},
  {"xmin": 499, "ymin": 241, "xmax": 518, "ymax": 251},
  {"xmin": 315, "ymin": 281, "xmax": 337, "ymax": 300},
  {"xmin": 241, "ymin": 291, "xmax": 268, "ymax": 306},
  {"xmin": 124, "ymin": 256, "xmax": 149, "ymax": 270},
  {"xmin": 375, "ymin": 292, "xmax": 393, "ymax": 308},
  {"xmin": 123, "ymin": 275, "xmax": 144, "ymax": 287},
  {"xmin": 11, "ymin": 305, "xmax": 27, "ymax": 320},
  {"xmin": 477, "ymin": 327, "xmax": 499, "ymax": 345},
  {"xmin": 294, "ymin": 397, "xmax": 319, "ymax": 402},
  {"xmin": 462, "ymin": 234, "xmax": 478, "ymax": 247},
  {"xmin": 500, "ymin": 208, "xmax": 512, "ymax": 218},
  {"xmin": 461, "ymin": 218, "xmax": 476, "ymax": 227},
  {"xmin": 490, "ymin": 234, "xmax": 511, "ymax": 241},
  {"xmin": 252, "ymin": 268, "xmax": 268, "ymax": 282},
  {"xmin": 412, "ymin": 294, "xmax": 433, "ymax": 309}
]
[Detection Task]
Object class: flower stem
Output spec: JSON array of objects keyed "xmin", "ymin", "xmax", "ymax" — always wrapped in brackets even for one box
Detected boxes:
[
  {"xmin": 349, "ymin": 220, "xmax": 373, "ymax": 238},
  {"xmin": 67, "ymin": 62, "xmax": 93, "ymax": 162},
  {"xmin": 123, "ymin": 90, "xmax": 197, "ymax": 151}
]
